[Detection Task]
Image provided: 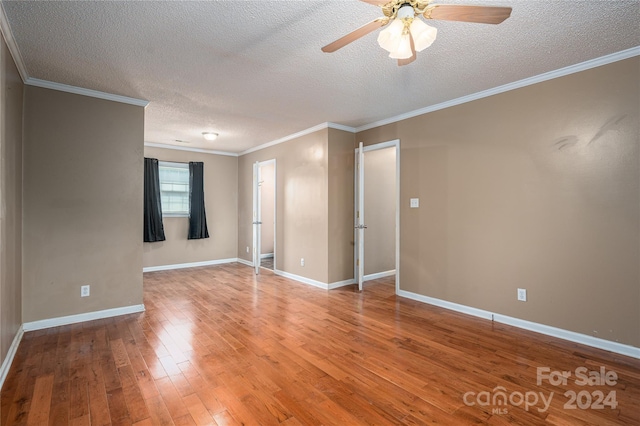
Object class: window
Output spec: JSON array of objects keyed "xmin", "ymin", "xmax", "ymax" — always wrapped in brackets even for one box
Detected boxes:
[{"xmin": 158, "ymin": 161, "xmax": 189, "ymax": 216}]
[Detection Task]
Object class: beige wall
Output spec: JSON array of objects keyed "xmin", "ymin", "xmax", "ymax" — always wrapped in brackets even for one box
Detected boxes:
[
  {"xmin": 363, "ymin": 147, "xmax": 396, "ymax": 276},
  {"xmin": 260, "ymin": 161, "xmax": 275, "ymax": 255},
  {"xmin": 357, "ymin": 58, "xmax": 639, "ymax": 347},
  {"xmin": 238, "ymin": 129, "xmax": 329, "ymax": 282},
  {"xmin": 23, "ymin": 86, "xmax": 144, "ymax": 322},
  {"xmin": 143, "ymin": 147, "xmax": 238, "ymax": 267},
  {"xmin": 328, "ymin": 128, "xmax": 355, "ymax": 283},
  {"xmin": 0, "ymin": 35, "xmax": 23, "ymax": 366},
  {"xmin": 239, "ymin": 128, "xmax": 355, "ymax": 284},
  {"xmin": 238, "ymin": 128, "xmax": 356, "ymax": 284}
]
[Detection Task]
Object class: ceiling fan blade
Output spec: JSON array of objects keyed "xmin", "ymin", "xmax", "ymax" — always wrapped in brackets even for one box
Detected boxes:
[
  {"xmin": 425, "ymin": 5, "xmax": 512, "ymax": 24},
  {"xmin": 321, "ymin": 19, "xmax": 387, "ymax": 53},
  {"xmin": 398, "ymin": 33, "xmax": 416, "ymax": 66}
]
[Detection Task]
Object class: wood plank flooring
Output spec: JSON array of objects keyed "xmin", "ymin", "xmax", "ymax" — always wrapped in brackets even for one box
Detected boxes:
[{"xmin": 1, "ymin": 263, "xmax": 639, "ymax": 425}]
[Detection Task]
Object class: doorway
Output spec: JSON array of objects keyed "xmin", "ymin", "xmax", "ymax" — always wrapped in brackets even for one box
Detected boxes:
[
  {"xmin": 260, "ymin": 161, "xmax": 275, "ymax": 270},
  {"xmin": 252, "ymin": 159, "xmax": 276, "ymax": 274},
  {"xmin": 354, "ymin": 140, "xmax": 399, "ymax": 292}
]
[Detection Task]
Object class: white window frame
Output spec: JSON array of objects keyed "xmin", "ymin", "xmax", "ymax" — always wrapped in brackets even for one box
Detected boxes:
[{"xmin": 158, "ymin": 161, "xmax": 190, "ymax": 217}]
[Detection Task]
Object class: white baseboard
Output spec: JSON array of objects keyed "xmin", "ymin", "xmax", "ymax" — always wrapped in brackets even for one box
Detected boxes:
[
  {"xmin": 273, "ymin": 269, "xmax": 330, "ymax": 289},
  {"xmin": 329, "ymin": 278, "xmax": 356, "ymax": 289},
  {"xmin": 238, "ymin": 263, "xmax": 354, "ymax": 290},
  {"xmin": 397, "ymin": 289, "xmax": 640, "ymax": 359},
  {"xmin": 23, "ymin": 304, "xmax": 145, "ymax": 332},
  {"xmin": 236, "ymin": 258, "xmax": 253, "ymax": 267},
  {"xmin": 0, "ymin": 325, "xmax": 23, "ymax": 391},
  {"xmin": 490, "ymin": 313, "xmax": 640, "ymax": 359},
  {"xmin": 260, "ymin": 253, "xmax": 274, "ymax": 259},
  {"xmin": 143, "ymin": 257, "xmax": 239, "ymax": 272},
  {"xmin": 364, "ymin": 269, "xmax": 396, "ymax": 282}
]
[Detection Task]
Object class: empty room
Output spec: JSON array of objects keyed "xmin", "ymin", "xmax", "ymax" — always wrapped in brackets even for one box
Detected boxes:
[{"xmin": 0, "ymin": 1, "xmax": 638, "ymax": 425}]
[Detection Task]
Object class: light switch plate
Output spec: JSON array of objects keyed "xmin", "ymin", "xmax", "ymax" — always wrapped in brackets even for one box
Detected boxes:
[{"xmin": 410, "ymin": 198, "xmax": 419, "ymax": 208}]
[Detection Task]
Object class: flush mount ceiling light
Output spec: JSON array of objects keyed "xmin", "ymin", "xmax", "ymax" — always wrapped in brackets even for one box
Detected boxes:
[
  {"xmin": 322, "ymin": 0, "xmax": 511, "ymax": 66},
  {"xmin": 202, "ymin": 132, "xmax": 218, "ymax": 141}
]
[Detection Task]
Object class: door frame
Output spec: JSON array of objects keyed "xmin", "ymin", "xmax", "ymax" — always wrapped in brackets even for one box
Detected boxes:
[
  {"xmin": 259, "ymin": 159, "xmax": 276, "ymax": 271},
  {"xmin": 252, "ymin": 159, "xmax": 277, "ymax": 273},
  {"xmin": 252, "ymin": 162, "xmax": 261, "ymax": 274},
  {"xmin": 353, "ymin": 139, "xmax": 400, "ymax": 294}
]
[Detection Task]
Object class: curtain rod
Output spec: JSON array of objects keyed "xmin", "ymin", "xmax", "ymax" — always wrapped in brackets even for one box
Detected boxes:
[{"xmin": 150, "ymin": 158, "xmax": 203, "ymax": 166}]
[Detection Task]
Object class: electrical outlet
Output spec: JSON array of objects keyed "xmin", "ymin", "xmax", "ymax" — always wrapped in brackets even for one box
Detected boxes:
[
  {"xmin": 81, "ymin": 285, "xmax": 90, "ymax": 297},
  {"xmin": 301, "ymin": 258, "xmax": 305, "ymax": 267},
  {"xmin": 517, "ymin": 288, "xmax": 527, "ymax": 302},
  {"xmin": 410, "ymin": 198, "xmax": 420, "ymax": 208},
  {"xmin": 246, "ymin": 246, "xmax": 249, "ymax": 253}
]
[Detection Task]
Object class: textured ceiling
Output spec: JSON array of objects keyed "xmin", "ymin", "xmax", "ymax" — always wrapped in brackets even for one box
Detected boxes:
[{"xmin": 2, "ymin": 0, "xmax": 639, "ymax": 153}]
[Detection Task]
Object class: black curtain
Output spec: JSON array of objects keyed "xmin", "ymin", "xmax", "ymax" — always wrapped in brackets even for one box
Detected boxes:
[
  {"xmin": 143, "ymin": 157, "xmax": 166, "ymax": 242},
  {"xmin": 188, "ymin": 161, "xmax": 209, "ymax": 239}
]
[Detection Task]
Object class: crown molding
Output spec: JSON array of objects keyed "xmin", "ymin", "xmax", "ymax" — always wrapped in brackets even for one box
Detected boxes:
[
  {"xmin": 0, "ymin": 3, "xmax": 28, "ymax": 82},
  {"xmin": 149, "ymin": 122, "xmax": 356, "ymax": 158},
  {"xmin": 3, "ymin": 5, "xmax": 635, "ymax": 155},
  {"xmin": 144, "ymin": 142, "xmax": 238, "ymax": 157},
  {"xmin": 240, "ymin": 48, "xmax": 640, "ymax": 150},
  {"xmin": 239, "ymin": 122, "xmax": 355, "ymax": 156},
  {"xmin": 327, "ymin": 122, "xmax": 357, "ymax": 133},
  {"xmin": 356, "ymin": 46, "xmax": 640, "ymax": 133},
  {"xmin": 26, "ymin": 78, "xmax": 149, "ymax": 107},
  {"xmin": 0, "ymin": 7, "xmax": 151, "ymax": 108}
]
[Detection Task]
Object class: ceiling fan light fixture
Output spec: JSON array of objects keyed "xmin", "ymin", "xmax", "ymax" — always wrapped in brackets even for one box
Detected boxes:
[
  {"xmin": 389, "ymin": 33, "xmax": 413, "ymax": 59},
  {"xmin": 378, "ymin": 4, "xmax": 416, "ymax": 54},
  {"xmin": 410, "ymin": 18, "xmax": 437, "ymax": 52},
  {"xmin": 377, "ymin": 18, "xmax": 405, "ymax": 52},
  {"xmin": 396, "ymin": 3, "xmax": 415, "ymax": 20},
  {"xmin": 321, "ymin": 1, "xmax": 512, "ymax": 66},
  {"xmin": 202, "ymin": 132, "xmax": 218, "ymax": 141}
]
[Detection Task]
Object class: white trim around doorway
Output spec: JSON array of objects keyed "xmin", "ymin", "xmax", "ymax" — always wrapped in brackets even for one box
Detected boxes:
[{"xmin": 353, "ymin": 139, "xmax": 400, "ymax": 295}]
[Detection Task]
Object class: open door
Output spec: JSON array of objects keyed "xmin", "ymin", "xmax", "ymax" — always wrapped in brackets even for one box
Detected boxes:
[
  {"xmin": 259, "ymin": 160, "xmax": 276, "ymax": 271},
  {"xmin": 354, "ymin": 139, "xmax": 400, "ymax": 294},
  {"xmin": 355, "ymin": 142, "xmax": 366, "ymax": 291},
  {"xmin": 252, "ymin": 161, "xmax": 261, "ymax": 275}
]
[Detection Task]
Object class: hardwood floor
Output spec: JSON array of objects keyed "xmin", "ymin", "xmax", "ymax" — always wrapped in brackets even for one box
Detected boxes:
[{"xmin": 1, "ymin": 263, "xmax": 639, "ymax": 425}]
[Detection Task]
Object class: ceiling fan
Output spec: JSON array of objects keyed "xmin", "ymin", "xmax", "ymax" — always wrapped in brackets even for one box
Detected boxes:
[{"xmin": 321, "ymin": 0, "xmax": 512, "ymax": 66}]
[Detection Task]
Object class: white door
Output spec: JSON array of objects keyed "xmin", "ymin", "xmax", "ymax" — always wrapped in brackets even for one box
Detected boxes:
[
  {"xmin": 252, "ymin": 161, "xmax": 261, "ymax": 274},
  {"xmin": 354, "ymin": 140, "xmax": 401, "ymax": 294},
  {"xmin": 355, "ymin": 142, "xmax": 366, "ymax": 291}
]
